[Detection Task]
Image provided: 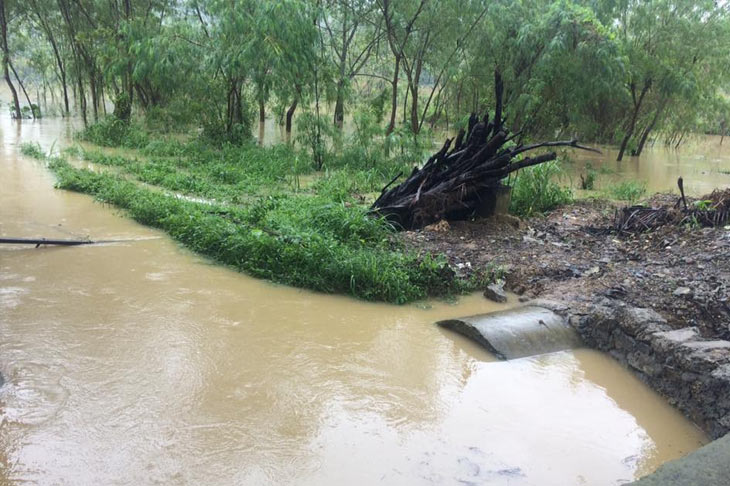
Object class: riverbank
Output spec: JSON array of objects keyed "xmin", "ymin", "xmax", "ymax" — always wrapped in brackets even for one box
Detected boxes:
[{"xmin": 402, "ymin": 193, "xmax": 730, "ymax": 438}]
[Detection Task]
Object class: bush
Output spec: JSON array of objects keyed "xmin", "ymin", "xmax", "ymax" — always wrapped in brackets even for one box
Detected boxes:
[
  {"xmin": 79, "ymin": 116, "xmax": 149, "ymax": 148},
  {"xmin": 509, "ymin": 161, "xmax": 573, "ymax": 217},
  {"xmin": 113, "ymin": 93, "xmax": 131, "ymax": 122},
  {"xmin": 295, "ymin": 111, "xmax": 334, "ymax": 170}
]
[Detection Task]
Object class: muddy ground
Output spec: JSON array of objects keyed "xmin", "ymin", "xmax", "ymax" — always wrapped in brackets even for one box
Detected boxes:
[{"xmin": 403, "ymin": 194, "xmax": 730, "ymax": 341}]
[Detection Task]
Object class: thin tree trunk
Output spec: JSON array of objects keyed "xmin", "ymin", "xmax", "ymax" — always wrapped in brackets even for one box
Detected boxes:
[
  {"xmin": 9, "ymin": 60, "xmax": 34, "ymax": 118},
  {"xmin": 635, "ymin": 100, "xmax": 667, "ymax": 156},
  {"xmin": 285, "ymin": 97, "xmax": 298, "ymax": 139},
  {"xmin": 409, "ymin": 81, "xmax": 419, "ymax": 134},
  {"xmin": 617, "ymin": 80, "xmax": 651, "ymax": 161},
  {"xmin": 0, "ymin": 0, "xmax": 20, "ymax": 119},
  {"xmin": 333, "ymin": 81, "xmax": 344, "ymax": 129},
  {"xmin": 386, "ymin": 56, "xmax": 400, "ymax": 135}
]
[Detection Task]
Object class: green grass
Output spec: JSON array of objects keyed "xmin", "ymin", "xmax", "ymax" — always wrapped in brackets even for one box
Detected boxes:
[
  {"xmin": 24, "ymin": 145, "xmax": 472, "ymax": 304},
  {"xmin": 20, "ymin": 142, "xmax": 45, "ymax": 159},
  {"xmin": 509, "ymin": 161, "xmax": 574, "ymax": 217},
  {"xmin": 605, "ymin": 180, "xmax": 647, "ymax": 203}
]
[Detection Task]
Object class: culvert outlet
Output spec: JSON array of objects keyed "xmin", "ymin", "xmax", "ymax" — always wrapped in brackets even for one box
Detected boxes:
[{"xmin": 437, "ymin": 305, "xmax": 582, "ymax": 359}]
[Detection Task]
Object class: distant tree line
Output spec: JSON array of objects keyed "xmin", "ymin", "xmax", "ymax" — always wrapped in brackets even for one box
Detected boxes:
[{"xmin": 2, "ymin": 0, "xmax": 729, "ymax": 159}]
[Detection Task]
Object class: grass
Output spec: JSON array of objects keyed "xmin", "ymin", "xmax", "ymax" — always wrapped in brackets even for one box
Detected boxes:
[
  {"xmin": 509, "ymin": 161, "xmax": 574, "ymax": 217},
  {"xmin": 20, "ymin": 142, "xmax": 45, "ymax": 159},
  {"xmin": 605, "ymin": 180, "xmax": 647, "ymax": 203},
  {"xmin": 24, "ymin": 141, "xmax": 476, "ymax": 304}
]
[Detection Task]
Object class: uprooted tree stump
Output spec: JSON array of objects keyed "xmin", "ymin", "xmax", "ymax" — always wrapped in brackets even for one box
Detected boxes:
[{"xmin": 370, "ymin": 104, "xmax": 599, "ymax": 230}]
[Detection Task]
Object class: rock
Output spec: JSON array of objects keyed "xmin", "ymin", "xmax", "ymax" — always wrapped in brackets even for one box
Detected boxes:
[
  {"xmin": 673, "ymin": 286, "xmax": 692, "ymax": 296},
  {"xmin": 424, "ymin": 220, "xmax": 450, "ymax": 232},
  {"xmin": 483, "ymin": 283, "xmax": 507, "ymax": 303}
]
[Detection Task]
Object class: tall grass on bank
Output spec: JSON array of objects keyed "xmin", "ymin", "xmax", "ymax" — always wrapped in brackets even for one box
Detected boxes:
[
  {"xmin": 509, "ymin": 161, "xmax": 573, "ymax": 217},
  {"xmin": 24, "ymin": 147, "xmax": 469, "ymax": 304}
]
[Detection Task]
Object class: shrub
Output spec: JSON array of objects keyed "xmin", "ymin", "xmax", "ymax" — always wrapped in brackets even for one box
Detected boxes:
[{"xmin": 79, "ymin": 116, "xmax": 149, "ymax": 148}]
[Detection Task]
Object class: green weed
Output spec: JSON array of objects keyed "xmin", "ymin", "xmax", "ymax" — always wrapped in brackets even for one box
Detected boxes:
[
  {"xmin": 606, "ymin": 180, "xmax": 647, "ymax": 203},
  {"xmin": 509, "ymin": 161, "xmax": 573, "ymax": 217}
]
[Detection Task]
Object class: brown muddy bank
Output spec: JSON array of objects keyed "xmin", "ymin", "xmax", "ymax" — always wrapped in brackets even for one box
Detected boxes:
[{"xmin": 402, "ymin": 194, "xmax": 730, "ymax": 437}]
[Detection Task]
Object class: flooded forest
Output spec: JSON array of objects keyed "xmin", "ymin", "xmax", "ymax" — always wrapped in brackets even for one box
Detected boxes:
[{"xmin": 1, "ymin": 1, "xmax": 730, "ymax": 485}]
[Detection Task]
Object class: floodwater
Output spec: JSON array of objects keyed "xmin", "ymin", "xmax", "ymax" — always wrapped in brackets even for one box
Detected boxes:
[
  {"xmin": 565, "ymin": 137, "xmax": 730, "ymax": 196},
  {"xmin": 257, "ymin": 117, "xmax": 730, "ymax": 197},
  {"xmin": 0, "ymin": 117, "xmax": 709, "ymax": 485}
]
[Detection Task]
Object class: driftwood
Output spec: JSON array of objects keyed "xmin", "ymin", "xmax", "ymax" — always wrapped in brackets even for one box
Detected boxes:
[
  {"xmin": 370, "ymin": 97, "xmax": 599, "ymax": 229},
  {"xmin": 614, "ymin": 184, "xmax": 730, "ymax": 233},
  {"xmin": 0, "ymin": 237, "xmax": 94, "ymax": 247}
]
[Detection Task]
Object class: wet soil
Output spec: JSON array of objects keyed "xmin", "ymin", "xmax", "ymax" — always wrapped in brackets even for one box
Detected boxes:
[{"xmin": 402, "ymin": 194, "xmax": 730, "ymax": 341}]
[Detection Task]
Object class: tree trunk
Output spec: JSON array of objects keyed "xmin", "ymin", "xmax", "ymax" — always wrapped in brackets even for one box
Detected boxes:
[
  {"xmin": 386, "ymin": 56, "xmax": 400, "ymax": 135},
  {"xmin": 285, "ymin": 97, "xmax": 298, "ymax": 138},
  {"xmin": 333, "ymin": 81, "xmax": 344, "ymax": 129},
  {"xmin": 409, "ymin": 81, "xmax": 419, "ymax": 135},
  {"xmin": 0, "ymin": 0, "xmax": 20, "ymax": 119},
  {"xmin": 617, "ymin": 80, "xmax": 651, "ymax": 161},
  {"xmin": 634, "ymin": 100, "xmax": 667, "ymax": 156},
  {"xmin": 9, "ymin": 60, "xmax": 34, "ymax": 118},
  {"xmin": 89, "ymin": 71, "xmax": 98, "ymax": 121}
]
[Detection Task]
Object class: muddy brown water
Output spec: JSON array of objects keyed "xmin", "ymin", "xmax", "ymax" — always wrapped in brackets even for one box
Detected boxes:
[
  {"xmin": 257, "ymin": 117, "xmax": 730, "ymax": 197},
  {"xmin": 0, "ymin": 117, "xmax": 710, "ymax": 485}
]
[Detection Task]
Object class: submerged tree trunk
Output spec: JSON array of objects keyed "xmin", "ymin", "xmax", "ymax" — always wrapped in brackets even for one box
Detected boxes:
[
  {"xmin": 617, "ymin": 79, "xmax": 651, "ymax": 161},
  {"xmin": 9, "ymin": 60, "xmax": 34, "ymax": 118},
  {"xmin": 634, "ymin": 100, "xmax": 667, "ymax": 156}
]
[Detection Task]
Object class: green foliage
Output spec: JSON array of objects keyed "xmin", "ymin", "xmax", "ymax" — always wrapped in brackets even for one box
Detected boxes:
[
  {"xmin": 79, "ymin": 117, "xmax": 149, "ymax": 148},
  {"xmin": 295, "ymin": 111, "xmax": 334, "ymax": 170},
  {"xmin": 606, "ymin": 181, "xmax": 647, "ymax": 203},
  {"xmin": 20, "ymin": 142, "xmax": 45, "ymax": 159},
  {"xmin": 509, "ymin": 161, "xmax": 573, "ymax": 217},
  {"xmin": 113, "ymin": 93, "xmax": 132, "ymax": 122},
  {"xmin": 693, "ymin": 199, "xmax": 713, "ymax": 211}
]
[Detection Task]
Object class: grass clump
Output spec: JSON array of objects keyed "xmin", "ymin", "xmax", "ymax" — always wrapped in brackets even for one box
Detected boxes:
[
  {"xmin": 20, "ymin": 142, "xmax": 45, "ymax": 159},
  {"xmin": 606, "ymin": 180, "xmax": 647, "ymax": 203},
  {"xmin": 509, "ymin": 161, "xmax": 573, "ymax": 217}
]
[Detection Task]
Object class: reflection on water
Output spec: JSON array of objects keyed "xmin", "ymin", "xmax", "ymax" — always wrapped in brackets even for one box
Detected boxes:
[{"xmin": 0, "ymin": 116, "xmax": 708, "ymax": 485}]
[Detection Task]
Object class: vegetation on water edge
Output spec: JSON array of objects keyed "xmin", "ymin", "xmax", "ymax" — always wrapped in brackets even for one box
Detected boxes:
[
  {"xmin": 509, "ymin": 162, "xmax": 574, "ymax": 218},
  {"xmin": 606, "ymin": 181, "xmax": 648, "ymax": 203},
  {"xmin": 22, "ymin": 142, "xmax": 492, "ymax": 304}
]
